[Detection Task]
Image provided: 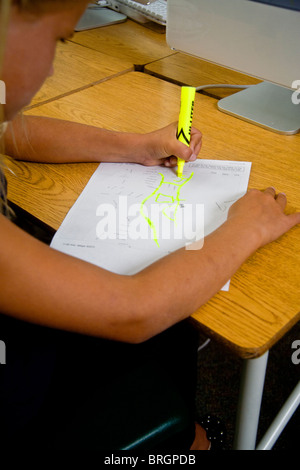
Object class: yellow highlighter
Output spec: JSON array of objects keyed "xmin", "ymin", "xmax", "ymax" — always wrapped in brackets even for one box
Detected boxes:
[{"xmin": 176, "ymin": 86, "xmax": 196, "ymax": 177}]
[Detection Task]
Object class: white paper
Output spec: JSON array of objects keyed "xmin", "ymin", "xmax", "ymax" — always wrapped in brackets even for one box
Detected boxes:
[{"xmin": 50, "ymin": 159, "xmax": 251, "ymax": 291}]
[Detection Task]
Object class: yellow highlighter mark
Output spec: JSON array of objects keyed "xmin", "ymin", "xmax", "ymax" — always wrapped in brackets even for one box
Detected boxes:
[{"xmin": 140, "ymin": 172, "xmax": 194, "ymax": 247}]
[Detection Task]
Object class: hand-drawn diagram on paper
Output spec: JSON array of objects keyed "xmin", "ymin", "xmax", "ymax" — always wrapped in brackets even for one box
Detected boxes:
[
  {"xmin": 140, "ymin": 172, "xmax": 194, "ymax": 247},
  {"xmin": 50, "ymin": 160, "xmax": 252, "ymax": 291}
]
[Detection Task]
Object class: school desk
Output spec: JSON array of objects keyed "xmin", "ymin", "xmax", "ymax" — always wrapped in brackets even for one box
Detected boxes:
[
  {"xmin": 69, "ymin": 19, "xmax": 262, "ymax": 101},
  {"xmin": 27, "ymin": 40, "xmax": 133, "ymax": 109},
  {"xmin": 144, "ymin": 52, "xmax": 262, "ymax": 99},
  {"xmin": 69, "ymin": 19, "xmax": 175, "ymax": 66},
  {"xmin": 4, "ymin": 45, "xmax": 300, "ymax": 451}
]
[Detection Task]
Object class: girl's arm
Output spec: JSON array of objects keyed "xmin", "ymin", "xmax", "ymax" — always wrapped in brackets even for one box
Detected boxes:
[
  {"xmin": 1, "ymin": 187, "xmax": 299, "ymax": 343},
  {"xmin": 4, "ymin": 115, "xmax": 202, "ymax": 167}
]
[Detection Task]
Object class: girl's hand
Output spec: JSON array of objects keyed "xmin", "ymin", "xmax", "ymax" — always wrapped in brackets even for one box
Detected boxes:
[
  {"xmin": 137, "ymin": 122, "xmax": 202, "ymax": 167},
  {"xmin": 228, "ymin": 187, "xmax": 300, "ymax": 248}
]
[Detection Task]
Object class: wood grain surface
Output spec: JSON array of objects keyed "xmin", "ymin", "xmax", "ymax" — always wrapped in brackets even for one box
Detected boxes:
[
  {"xmin": 28, "ymin": 40, "xmax": 133, "ymax": 108},
  {"xmin": 145, "ymin": 52, "xmax": 261, "ymax": 98},
  {"xmin": 70, "ymin": 19, "xmax": 175, "ymax": 66}
]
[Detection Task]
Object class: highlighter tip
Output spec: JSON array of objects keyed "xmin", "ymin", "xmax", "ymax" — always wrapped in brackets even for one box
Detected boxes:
[{"xmin": 177, "ymin": 161, "xmax": 184, "ymax": 178}]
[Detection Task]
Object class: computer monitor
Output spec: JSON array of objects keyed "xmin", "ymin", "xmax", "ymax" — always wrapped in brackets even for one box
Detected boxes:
[{"xmin": 166, "ymin": 0, "xmax": 300, "ymax": 134}]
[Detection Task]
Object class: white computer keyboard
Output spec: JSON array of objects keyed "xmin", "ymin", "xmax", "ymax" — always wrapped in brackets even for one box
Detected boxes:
[{"xmin": 108, "ymin": 0, "xmax": 167, "ymax": 26}]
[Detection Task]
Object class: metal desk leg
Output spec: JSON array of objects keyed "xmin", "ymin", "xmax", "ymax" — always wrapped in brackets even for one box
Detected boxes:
[
  {"xmin": 233, "ymin": 351, "xmax": 269, "ymax": 450},
  {"xmin": 256, "ymin": 380, "xmax": 300, "ymax": 450}
]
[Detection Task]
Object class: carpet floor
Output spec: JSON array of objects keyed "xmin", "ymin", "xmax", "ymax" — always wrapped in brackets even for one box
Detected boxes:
[{"xmin": 195, "ymin": 320, "xmax": 300, "ymax": 450}]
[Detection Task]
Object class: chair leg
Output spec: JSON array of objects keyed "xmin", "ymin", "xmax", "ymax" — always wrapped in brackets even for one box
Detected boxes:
[{"xmin": 256, "ymin": 380, "xmax": 300, "ymax": 450}]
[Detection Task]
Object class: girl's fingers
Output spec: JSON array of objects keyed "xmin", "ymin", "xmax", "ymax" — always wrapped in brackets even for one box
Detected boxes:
[
  {"xmin": 263, "ymin": 187, "xmax": 287, "ymax": 210},
  {"xmin": 264, "ymin": 186, "xmax": 277, "ymax": 196},
  {"xmin": 275, "ymin": 192, "xmax": 287, "ymax": 209}
]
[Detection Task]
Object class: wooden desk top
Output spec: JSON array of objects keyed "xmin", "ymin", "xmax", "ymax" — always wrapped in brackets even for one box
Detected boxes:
[
  {"xmin": 28, "ymin": 40, "xmax": 133, "ymax": 108},
  {"xmin": 5, "ymin": 72, "xmax": 300, "ymax": 358},
  {"xmin": 70, "ymin": 19, "xmax": 260, "ymax": 99},
  {"xmin": 70, "ymin": 19, "xmax": 175, "ymax": 67},
  {"xmin": 145, "ymin": 53, "xmax": 261, "ymax": 99}
]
